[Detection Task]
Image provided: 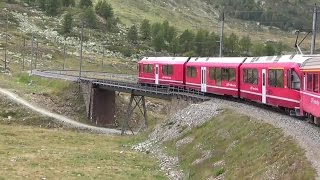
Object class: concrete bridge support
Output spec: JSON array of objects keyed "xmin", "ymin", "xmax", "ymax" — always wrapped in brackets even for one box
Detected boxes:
[
  {"xmin": 81, "ymin": 82, "xmax": 116, "ymax": 127},
  {"xmin": 90, "ymin": 87, "xmax": 116, "ymax": 126}
]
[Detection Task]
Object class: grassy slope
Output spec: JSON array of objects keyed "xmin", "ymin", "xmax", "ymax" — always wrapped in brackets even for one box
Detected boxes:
[
  {"xmin": 0, "ymin": 124, "xmax": 165, "ymax": 179},
  {"xmin": 0, "ymin": 73, "xmax": 165, "ymax": 179},
  {"xmin": 164, "ymin": 110, "xmax": 315, "ymax": 179}
]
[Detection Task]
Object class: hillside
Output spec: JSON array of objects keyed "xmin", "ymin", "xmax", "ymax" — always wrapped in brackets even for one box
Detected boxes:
[
  {"xmin": 0, "ymin": 0, "xmax": 319, "ymax": 73},
  {"xmin": 107, "ymin": 0, "xmax": 319, "ymax": 50}
]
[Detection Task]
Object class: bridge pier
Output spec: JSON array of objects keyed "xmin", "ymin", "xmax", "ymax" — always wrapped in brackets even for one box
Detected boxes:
[
  {"xmin": 90, "ymin": 87, "xmax": 116, "ymax": 126},
  {"xmin": 121, "ymin": 93, "xmax": 148, "ymax": 135}
]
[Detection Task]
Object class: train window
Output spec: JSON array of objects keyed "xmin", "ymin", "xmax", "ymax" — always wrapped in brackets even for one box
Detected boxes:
[
  {"xmin": 221, "ymin": 68, "xmax": 236, "ymax": 82},
  {"xmin": 252, "ymin": 69, "xmax": 258, "ymax": 84},
  {"xmin": 162, "ymin": 65, "xmax": 173, "ymax": 76},
  {"xmin": 187, "ymin": 66, "xmax": 197, "ymax": 78},
  {"xmin": 229, "ymin": 69, "xmax": 236, "ymax": 82},
  {"xmin": 288, "ymin": 70, "xmax": 300, "ymax": 90},
  {"xmin": 143, "ymin": 64, "xmax": 153, "ymax": 73},
  {"xmin": 209, "ymin": 68, "xmax": 215, "ymax": 80},
  {"xmin": 268, "ymin": 70, "xmax": 276, "ymax": 87},
  {"xmin": 216, "ymin": 68, "xmax": 222, "ymax": 85},
  {"xmin": 313, "ymin": 74, "xmax": 319, "ymax": 93},
  {"xmin": 222, "ymin": 68, "xmax": 229, "ymax": 81},
  {"xmin": 243, "ymin": 69, "xmax": 258, "ymax": 84},
  {"xmin": 307, "ymin": 74, "xmax": 313, "ymax": 91},
  {"xmin": 268, "ymin": 69, "xmax": 284, "ymax": 88},
  {"xmin": 276, "ymin": 70, "xmax": 284, "ymax": 88}
]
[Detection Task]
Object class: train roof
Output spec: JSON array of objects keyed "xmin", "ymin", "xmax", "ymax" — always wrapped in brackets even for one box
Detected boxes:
[
  {"xmin": 139, "ymin": 57, "xmax": 190, "ymax": 64},
  {"xmin": 301, "ymin": 56, "xmax": 320, "ymax": 70},
  {"xmin": 188, "ymin": 57, "xmax": 247, "ymax": 64},
  {"xmin": 243, "ymin": 54, "xmax": 310, "ymax": 64}
]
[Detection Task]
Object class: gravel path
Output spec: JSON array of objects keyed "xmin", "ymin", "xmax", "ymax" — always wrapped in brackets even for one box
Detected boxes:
[{"xmin": 0, "ymin": 88, "xmax": 125, "ymax": 135}]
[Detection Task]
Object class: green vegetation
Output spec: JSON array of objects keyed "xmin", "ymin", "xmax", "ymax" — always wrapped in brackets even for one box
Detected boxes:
[
  {"xmin": 128, "ymin": 25, "xmax": 138, "ymax": 43},
  {"xmin": 0, "ymin": 72, "xmax": 166, "ymax": 179},
  {"xmin": 0, "ymin": 124, "xmax": 165, "ymax": 179},
  {"xmin": 83, "ymin": 7, "xmax": 97, "ymax": 28},
  {"xmin": 95, "ymin": 0, "xmax": 114, "ymax": 21},
  {"xmin": 79, "ymin": 0, "xmax": 93, "ymax": 9},
  {"xmin": 62, "ymin": 13, "xmax": 73, "ymax": 34},
  {"xmin": 164, "ymin": 110, "xmax": 316, "ymax": 179},
  {"xmin": 136, "ymin": 20, "xmax": 286, "ymax": 56},
  {"xmin": 205, "ymin": 0, "xmax": 314, "ymax": 31},
  {"xmin": 140, "ymin": 19, "xmax": 151, "ymax": 41}
]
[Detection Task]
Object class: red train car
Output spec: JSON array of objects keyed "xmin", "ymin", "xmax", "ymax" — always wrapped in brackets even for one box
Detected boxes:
[
  {"xmin": 240, "ymin": 55, "xmax": 309, "ymax": 112},
  {"xmin": 185, "ymin": 57, "xmax": 246, "ymax": 97},
  {"xmin": 138, "ymin": 57, "xmax": 190, "ymax": 86},
  {"xmin": 300, "ymin": 57, "xmax": 320, "ymax": 124}
]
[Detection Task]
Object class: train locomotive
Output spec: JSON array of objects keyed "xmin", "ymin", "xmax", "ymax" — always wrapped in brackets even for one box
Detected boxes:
[{"xmin": 138, "ymin": 55, "xmax": 320, "ymax": 125}]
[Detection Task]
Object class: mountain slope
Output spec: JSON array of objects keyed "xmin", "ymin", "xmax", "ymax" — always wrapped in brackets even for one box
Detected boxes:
[{"xmin": 106, "ymin": 0, "xmax": 319, "ymax": 50}]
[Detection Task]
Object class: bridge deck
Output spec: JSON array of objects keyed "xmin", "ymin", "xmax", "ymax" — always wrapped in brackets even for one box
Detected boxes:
[{"xmin": 32, "ymin": 70, "xmax": 211, "ymax": 101}]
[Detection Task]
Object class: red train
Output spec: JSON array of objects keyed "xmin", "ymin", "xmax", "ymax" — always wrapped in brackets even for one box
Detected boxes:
[{"xmin": 138, "ymin": 55, "xmax": 320, "ymax": 124}]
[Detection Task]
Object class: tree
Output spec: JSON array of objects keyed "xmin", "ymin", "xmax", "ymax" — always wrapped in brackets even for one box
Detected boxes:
[
  {"xmin": 62, "ymin": 13, "xmax": 73, "ymax": 34},
  {"xmin": 239, "ymin": 36, "xmax": 252, "ymax": 55},
  {"xmin": 168, "ymin": 37, "xmax": 180, "ymax": 56},
  {"xmin": 38, "ymin": 0, "xmax": 46, "ymax": 10},
  {"xmin": 61, "ymin": 0, "xmax": 75, "ymax": 7},
  {"xmin": 179, "ymin": 29, "xmax": 195, "ymax": 53},
  {"xmin": 205, "ymin": 32, "xmax": 219, "ymax": 56},
  {"xmin": 140, "ymin": 19, "xmax": 151, "ymax": 40},
  {"xmin": 45, "ymin": 0, "xmax": 62, "ymax": 16},
  {"xmin": 79, "ymin": 0, "xmax": 92, "ymax": 8},
  {"xmin": 252, "ymin": 43, "xmax": 265, "ymax": 56},
  {"xmin": 264, "ymin": 43, "xmax": 276, "ymax": 56},
  {"xmin": 152, "ymin": 32, "xmax": 165, "ymax": 52},
  {"xmin": 128, "ymin": 25, "xmax": 138, "ymax": 43},
  {"xmin": 95, "ymin": 0, "xmax": 114, "ymax": 20},
  {"xmin": 151, "ymin": 22, "xmax": 162, "ymax": 39},
  {"xmin": 224, "ymin": 33, "xmax": 239, "ymax": 56},
  {"xmin": 83, "ymin": 7, "xmax": 96, "ymax": 28},
  {"xmin": 194, "ymin": 29, "xmax": 208, "ymax": 56},
  {"xmin": 165, "ymin": 26, "xmax": 176, "ymax": 44}
]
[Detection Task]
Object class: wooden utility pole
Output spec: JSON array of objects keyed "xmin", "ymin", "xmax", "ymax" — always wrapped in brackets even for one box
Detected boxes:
[
  {"xmin": 311, "ymin": 4, "xmax": 318, "ymax": 54},
  {"xmin": 63, "ymin": 39, "xmax": 66, "ymax": 71},
  {"xmin": 219, "ymin": 11, "xmax": 225, "ymax": 57},
  {"xmin": 102, "ymin": 47, "xmax": 104, "ymax": 68},
  {"xmin": 22, "ymin": 37, "xmax": 25, "ymax": 71},
  {"xmin": 79, "ymin": 22, "xmax": 84, "ymax": 80},
  {"xmin": 35, "ymin": 41, "xmax": 38, "ymax": 69},
  {"xmin": 4, "ymin": 10, "xmax": 8, "ymax": 70},
  {"xmin": 31, "ymin": 32, "xmax": 34, "ymax": 73}
]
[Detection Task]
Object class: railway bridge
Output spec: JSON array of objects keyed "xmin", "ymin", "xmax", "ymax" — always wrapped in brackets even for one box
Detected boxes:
[{"xmin": 32, "ymin": 70, "xmax": 210, "ymax": 135}]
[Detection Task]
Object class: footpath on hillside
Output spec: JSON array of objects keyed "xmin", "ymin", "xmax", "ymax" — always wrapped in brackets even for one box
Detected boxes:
[{"xmin": 0, "ymin": 88, "xmax": 125, "ymax": 135}]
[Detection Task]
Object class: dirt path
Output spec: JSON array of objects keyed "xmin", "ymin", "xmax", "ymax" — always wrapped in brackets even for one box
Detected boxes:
[{"xmin": 0, "ymin": 88, "xmax": 125, "ymax": 135}]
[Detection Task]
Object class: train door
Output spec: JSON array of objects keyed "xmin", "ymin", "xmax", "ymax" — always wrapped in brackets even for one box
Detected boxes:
[
  {"xmin": 201, "ymin": 67, "xmax": 207, "ymax": 92},
  {"xmin": 262, "ymin": 69, "xmax": 267, "ymax": 104},
  {"xmin": 155, "ymin": 64, "xmax": 159, "ymax": 85}
]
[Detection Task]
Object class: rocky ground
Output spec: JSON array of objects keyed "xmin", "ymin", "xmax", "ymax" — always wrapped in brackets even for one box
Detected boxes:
[
  {"xmin": 133, "ymin": 100, "xmax": 223, "ymax": 179},
  {"xmin": 134, "ymin": 97, "xmax": 320, "ymax": 180}
]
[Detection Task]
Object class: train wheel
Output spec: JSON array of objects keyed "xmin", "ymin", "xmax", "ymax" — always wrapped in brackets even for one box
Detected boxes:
[
  {"xmin": 307, "ymin": 114, "xmax": 314, "ymax": 124},
  {"xmin": 314, "ymin": 117, "xmax": 320, "ymax": 126}
]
